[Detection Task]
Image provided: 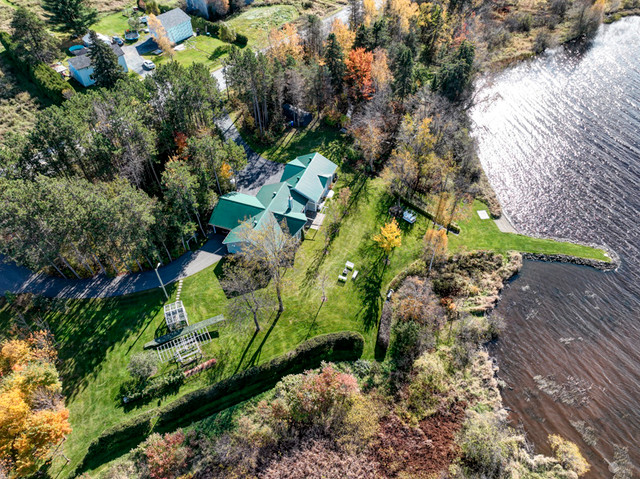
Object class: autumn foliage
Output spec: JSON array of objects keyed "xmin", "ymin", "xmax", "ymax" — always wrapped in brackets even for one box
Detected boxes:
[
  {"xmin": 374, "ymin": 218, "xmax": 402, "ymax": 254},
  {"xmin": 0, "ymin": 332, "xmax": 71, "ymax": 477},
  {"xmin": 345, "ymin": 48, "xmax": 374, "ymax": 102}
]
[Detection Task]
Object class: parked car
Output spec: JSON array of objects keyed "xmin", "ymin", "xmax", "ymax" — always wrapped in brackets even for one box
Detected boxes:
[
  {"xmin": 142, "ymin": 28, "xmax": 150, "ymax": 33},
  {"xmin": 142, "ymin": 60, "xmax": 156, "ymax": 70},
  {"xmin": 140, "ymin": 16, "xmax": 148, "ymax": 24},
  {"xmin": 151, "ymin": 49, "xmax": 163, "ymax": 55},
  {"xmin": 112, "ymin": 36, "xmax": 124, "ymax": 46}
]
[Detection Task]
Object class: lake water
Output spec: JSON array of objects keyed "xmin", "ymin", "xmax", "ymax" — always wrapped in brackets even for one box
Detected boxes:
[{"xmin": 470, "ymin": 17, "xmax": 640, "ymax": 477}]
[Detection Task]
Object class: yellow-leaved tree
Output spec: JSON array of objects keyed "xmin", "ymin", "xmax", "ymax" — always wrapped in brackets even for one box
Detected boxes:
[
  {"xmin": 374, "ymin": 218, "xmax": 402, "ymax": 258},
  {"xmin": 0, "ymin": 332, "xmax": 71, "ymax": 477},
  {"xmin": 387, "ymin": 0, "xmax": 419, "ymax": 35},
  {"xmin": 363, "ymin": 0, "xmax": 378, "ymax": 26},
  {"xmin": 330, "ymin": 18, "xmax": 355, "ymax": 53}
]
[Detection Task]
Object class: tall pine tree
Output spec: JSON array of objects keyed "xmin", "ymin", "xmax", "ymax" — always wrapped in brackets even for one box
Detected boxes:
[
  {"xmin": 10, "ymin": 7, "xmax": 59, "ymax": 66},
  {"xmin": 87, "ymin": 30, "xmax": 125, "ymax": 88},
  {"xmin": 43, "ymin": 0, "xmax": 97, "ymax": 37},
  {"xmin": 324, "ymin": 33, "xmax": 345, "ymax": 94}
]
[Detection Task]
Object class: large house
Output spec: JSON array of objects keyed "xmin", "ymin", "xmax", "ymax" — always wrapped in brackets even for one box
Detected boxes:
[
  {"xmin": 209, "ymin": 153, "xmax": 338, "ymax": 254},
  {"xmin": 150, "ymin": 8, "xmax": 194, "ymax": 44},
  {"xmin": 67, "ymin": 43, "xmax": 128, "ymax": 87}
]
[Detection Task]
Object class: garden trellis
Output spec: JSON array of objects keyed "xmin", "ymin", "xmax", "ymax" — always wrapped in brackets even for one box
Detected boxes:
[
  {"xmin": 164, "ymin": 300, "xmax": 189, "ymax": 331},
  {"xmin": 155, "ymin": 327, "xmax": 212, "ymax": 364}
]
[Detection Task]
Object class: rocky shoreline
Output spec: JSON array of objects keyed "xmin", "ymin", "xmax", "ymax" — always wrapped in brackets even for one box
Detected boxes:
[{"xmin": 521, "ymin": 252, "xmax": 619, "ymax": 272}]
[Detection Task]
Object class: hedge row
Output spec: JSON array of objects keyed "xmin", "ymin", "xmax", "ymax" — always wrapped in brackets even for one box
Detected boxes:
[
  {"xmin": 0, "ymin": 32, "xmax": 74, "ymax": 103},
  {"xmin": 76, "ymin": 332, "xmax": 364, "ymax": 474}
]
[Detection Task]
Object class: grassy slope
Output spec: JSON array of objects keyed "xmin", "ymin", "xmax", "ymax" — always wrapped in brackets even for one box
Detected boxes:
[
  {"xmin": 243, "ymin": 117, "xmax": 343, "ymax": 164},
  {"xmin": 450, "ymin": 200, "xmax": 610, "ymax": 262},
  {"xmin": 227, "ymin": 5, "xmax": 299, "ymax": 50},
  {"xmin": 0, "ymin": 49, "xmax": 50, "ymax": 145}
]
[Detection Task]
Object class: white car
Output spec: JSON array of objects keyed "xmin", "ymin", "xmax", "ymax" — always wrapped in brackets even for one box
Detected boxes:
[{"xmin": 142, "ymin": 60, "xmax": 156, "ymax": 70}]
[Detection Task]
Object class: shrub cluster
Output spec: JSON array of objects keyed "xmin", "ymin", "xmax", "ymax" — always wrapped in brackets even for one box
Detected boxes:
[
  {"xmin": 122, "ymin": 370, "xmax": 185, "ymax": 404},
  {"xmin": 0, "ymin": 32, "xmax": 74, "ymax": 103}
]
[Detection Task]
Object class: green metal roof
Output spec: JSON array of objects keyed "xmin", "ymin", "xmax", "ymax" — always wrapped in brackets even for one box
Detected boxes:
[
  {"xmin": 208, "ymin": 192, "xmax": 265, "ymax": 230},
  {"xmin": 210, "ymin": 152, "xmax": 336, "ymax": 248},
  {"xmin": 281, "ymin": 153, "xmax": 338, "ymax": 204}
]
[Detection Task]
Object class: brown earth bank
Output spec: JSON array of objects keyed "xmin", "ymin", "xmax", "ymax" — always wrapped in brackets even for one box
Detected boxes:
[{"xmin": 373, "ymin": 403, "xmax": 467, "ymax": 478}]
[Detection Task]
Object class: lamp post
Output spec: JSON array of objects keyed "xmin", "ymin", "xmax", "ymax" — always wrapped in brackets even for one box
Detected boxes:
[{"xmin": 155, "ymin": 262, "xmax": 169, "ymax": 300}]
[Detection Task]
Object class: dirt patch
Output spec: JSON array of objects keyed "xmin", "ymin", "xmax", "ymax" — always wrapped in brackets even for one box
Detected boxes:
[{"xmin": 371, "ymin": 404, "xmax": 466, "ymax": 478}]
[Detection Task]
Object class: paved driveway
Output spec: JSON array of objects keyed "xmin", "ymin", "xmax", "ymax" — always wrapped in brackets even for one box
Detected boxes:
[
  {"xmin": 0, "ymin": 235, "xmax": 227, "ymax": 299},
  {"xmin": 216, "ymin": 113, "xmax": 285, "ymax": 195}
]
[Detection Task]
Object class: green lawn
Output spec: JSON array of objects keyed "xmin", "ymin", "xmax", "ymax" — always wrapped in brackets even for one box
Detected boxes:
[
  {"xmin": 227, "ymin": 5, "xmax": 299, "ymax": 49},
  {"xmin": 449, "ymin": 200, "xmax": 610, "ymax": 262},
  {"xmin": 91, "ymin": 10, "xmax": 132, "ymax": 37},
  {"xmin": 143, "ymin": 35, "xmax": 228, "ymax": 70},
  {"xmin": 243, "ymin": 117, "xmax": 344, "ymax": 164}
]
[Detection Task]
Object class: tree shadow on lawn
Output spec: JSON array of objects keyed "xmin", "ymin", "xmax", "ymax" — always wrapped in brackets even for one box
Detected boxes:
[
  {"xmin": 52, "ymin": 286, "xmax": 173, "ymax": 402},
  {"xmin": 300, "ymin": 173, "xmax": 369, "ymax": 290},
  {"xmin": 355, "ymin": 235, "xmax": 388, "ymax": 332}
]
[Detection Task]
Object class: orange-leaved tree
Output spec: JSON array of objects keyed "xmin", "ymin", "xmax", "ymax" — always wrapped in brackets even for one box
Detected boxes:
[
  {"xmin": 0, "ymin": 332, "xmax": 71, "ymax": 477},
  {"xmin": 344, "ymin": 47, "xmax": 374, "ymax": 102},
  {"xmin": 268, "ymin": 23, "xmax": 303, "ymax": 65}
]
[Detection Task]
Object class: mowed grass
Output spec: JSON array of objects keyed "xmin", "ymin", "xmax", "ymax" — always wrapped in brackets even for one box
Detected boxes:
[
  {"xmin": 91, "ymin": 10, "xmax": 132, "ymax": 37},
  {"xmin": 450, "ymin": 200, "xmax": 610, "ymax": 261},
  {"xmin": 143, "ymin": 35, "xmax": 228, "ymax": 70},
  {"xmin": 227, "ymin": 5, "xmax": 299, "ymax": 49},
  {"xmin": 30, "ymin": 175, "xmax": 427, "ymax": 477},
  {"xmin": 243, "ymin": 117, "xmax": 344, "ymax": 164}
]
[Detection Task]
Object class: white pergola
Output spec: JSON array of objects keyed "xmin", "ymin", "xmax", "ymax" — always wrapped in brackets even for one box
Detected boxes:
[
  {"xmin": 155, "ymin": 328, "xmax": 212, "ymax": 364},
  {"xmin": 164, "ymin": 301, "xmax": 189, "ymax": 331}
]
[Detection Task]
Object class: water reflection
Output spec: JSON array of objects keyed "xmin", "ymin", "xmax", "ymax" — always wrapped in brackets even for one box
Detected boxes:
[{"xmin": 471, "ymin": 17, "xmax": 640, "ymax": 478}]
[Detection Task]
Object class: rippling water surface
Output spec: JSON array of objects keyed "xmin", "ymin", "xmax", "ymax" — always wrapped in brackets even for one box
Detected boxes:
[{"xmin": 470, "ymin": 17, "xmax": 640, "ymax": 477}]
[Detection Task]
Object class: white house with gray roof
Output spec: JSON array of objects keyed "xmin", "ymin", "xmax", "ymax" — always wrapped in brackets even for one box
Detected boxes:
[
  {"xmin": 150, "ymin": 8, "xmax": 194, "ymax": 44},
  {"xmin": 67, "ymin": 44, "xmax": 128, "ymax": 87}
]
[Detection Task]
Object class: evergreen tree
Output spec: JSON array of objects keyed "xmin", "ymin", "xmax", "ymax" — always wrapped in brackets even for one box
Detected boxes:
[
  {"xmin": 324, "ymin": 33, "xmax": 345, "ymax": 94},
  {"xmin": 10, "ymin": 7, "xmax": 59, "ymax": 66},
  {"xmin": 393, "ymin": 44, "xmax": 414, "ymax": 98},
  {"xmin": 432, "ymin": 40, "xmax": 475, "ymax": 100},
  {"xmin": 43, "ymin": 0, "xmax": 98, "ymax": 37},
  {"xmin": 87, "ymin": 30, "xmax": 125, "ymax": 88},
  {"xmin": 354, "ymin": 24, "xmax": 374, "ymax": 50}
]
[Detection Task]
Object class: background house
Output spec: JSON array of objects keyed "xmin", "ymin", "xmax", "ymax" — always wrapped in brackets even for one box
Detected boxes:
[
  {"xmin": 67, "ymin": 44, "xmax": 128, "ymax": 87},
  {"xmin": 150, "ymin": 8, "xmax": 194, "ymax": 44},
  {"xmin": 185, "ymin": 0, "xmax": 255, "ymax": 19},
  {"xmin": 209, "ymin": 153, "xmax": 337, "ymax": 253}
]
